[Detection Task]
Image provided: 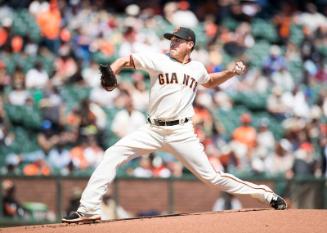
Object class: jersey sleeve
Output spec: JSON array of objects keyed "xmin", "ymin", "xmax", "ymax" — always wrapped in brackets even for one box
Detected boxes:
[
  {"xmin": 131, "ymin": 52, "xmax": 161, "ymax": 73},
  {"xmin": 198, "ymin": 63, "xmax": 210, "ymax": 84}
]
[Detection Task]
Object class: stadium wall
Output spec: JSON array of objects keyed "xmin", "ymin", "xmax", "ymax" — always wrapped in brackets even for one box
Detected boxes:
[{"xmin": 0, "ymin": 176, "xmax": 325, "ymax": 220}]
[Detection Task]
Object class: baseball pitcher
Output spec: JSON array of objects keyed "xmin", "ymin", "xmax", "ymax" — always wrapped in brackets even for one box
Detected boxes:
[{"xmin": 62, "ymin": 27, "xmax": 287, "ymax": 223}]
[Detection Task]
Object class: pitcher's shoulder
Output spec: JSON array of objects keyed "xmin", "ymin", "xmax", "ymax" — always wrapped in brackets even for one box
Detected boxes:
[{"xmin": 189, "ymin": 60, "xmax": 207, "ymax": 69}]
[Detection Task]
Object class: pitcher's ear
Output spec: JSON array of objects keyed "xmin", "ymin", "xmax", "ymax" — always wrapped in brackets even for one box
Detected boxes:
[{"xmin": 188, "ymin": 41, "xmax": 195, "ymax": 51}]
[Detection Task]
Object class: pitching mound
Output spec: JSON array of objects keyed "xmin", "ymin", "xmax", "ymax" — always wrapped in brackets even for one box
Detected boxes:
[{"xmin": 2, "ymin": 209, "xmax": 327, "ymax": 233}]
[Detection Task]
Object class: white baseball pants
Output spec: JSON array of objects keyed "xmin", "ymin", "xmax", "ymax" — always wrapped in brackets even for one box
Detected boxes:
[{"xmin": 78, "ymin": 122, "xmax": 275, "ymax": 215}]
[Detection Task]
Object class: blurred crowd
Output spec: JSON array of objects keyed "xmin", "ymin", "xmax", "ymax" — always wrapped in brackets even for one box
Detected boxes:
[{"xmin": 0, "ymin": 0, "xmax": 326, "ymax": 180}]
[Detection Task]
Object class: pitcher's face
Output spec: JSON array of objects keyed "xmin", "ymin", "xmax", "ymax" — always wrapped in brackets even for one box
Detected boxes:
[{"xmin": 169, "ymin": 36, "xmax": 193, "ymax": 59}]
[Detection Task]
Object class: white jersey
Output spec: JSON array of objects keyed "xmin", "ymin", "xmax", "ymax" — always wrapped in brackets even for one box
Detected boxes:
[{"xmin": 132, "ymin": 52, "xmax": 210, "ymax": 120}]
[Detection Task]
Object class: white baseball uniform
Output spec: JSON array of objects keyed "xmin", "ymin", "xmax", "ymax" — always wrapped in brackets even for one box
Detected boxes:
[{"xmin": 78, "ymin": 52, "xmax": 275, "ymax": 215}]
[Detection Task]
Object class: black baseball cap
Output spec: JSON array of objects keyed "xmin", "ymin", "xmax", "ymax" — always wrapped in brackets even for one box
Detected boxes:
[{"xmin": 163, "ymin": 27, "xmax": 196, "ymax": 45}]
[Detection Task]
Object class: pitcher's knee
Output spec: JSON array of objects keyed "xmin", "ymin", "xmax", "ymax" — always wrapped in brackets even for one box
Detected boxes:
[
  {"xmin": 104, "ymin": 144, "xmax": 126, "ymax": 156},
  {"xmin": 103, "ymin": 147, "xmax": 128, "ymax": 164},
  {"xmin": 199, "ymin": 172, "xmax": 220, "ymax": 186}
]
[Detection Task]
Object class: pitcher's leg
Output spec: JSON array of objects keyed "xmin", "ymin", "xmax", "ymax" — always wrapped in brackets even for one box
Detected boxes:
[
  {"xmin": 167, "ymin": 136, "xmax": 275, "ymax": 205},
  {"xmin": 78, "ymin": 125, "xmax": 162, "ymax": 215}
]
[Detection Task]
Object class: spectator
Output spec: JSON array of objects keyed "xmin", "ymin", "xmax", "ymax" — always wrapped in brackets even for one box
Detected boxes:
[
  {"xmin": 36, "ymin": 0, "xmax": 61, "ymax": 54},
  {"xmin": 39, "ymin": 82, "xmax": 64, "ymax": 127},
  {"xmin": 213, "ymin": 89, "xmax": 234, "ymax": 111},
  {"xmin": 193, "ymin": 101, "xmax": 215, "ymax": 140},
  {"xmin": 256, "ymin": 118, "xmax": 275, "ymax": 153},
  {"xmin": 100, "ymin": 194, "xmax": 131, "ymax": 220},
  {"xmin": 118, "ymin": 26, "xmax": 142, "ymax": 57},
  {"xmin": 89, "ymin": 85, "xmax": 119, "ymax": 108},
  {"xmin": 69, "ymin": 137, "xmax": 90, "ymax": 170},
  {"xmin": 285, "ymin": 42, "xmax": 301, "ymax": 61},
  {"xmin": 230, "ymin": 113, "xmax": 257, "ymax": 171},
  {"xmin": 82, "ymin": 60, "xmax": 101, "ymax": 88},
  {"xmin": 72, "ymin": 27, "xmax": 92, "ymax": 66},
  {"xmin": 291, "ymin": 148, "xmax": 317, "ymax": 178},
  {"xmin": 314, "ymin": 58, "xmax": 327, "ymax": 83},
  {"xmin": 83, "ymin": 136, "xmax": 103, "ymax": 168},
  {"xmin": 296, "ymin": 3, "xmax": 327, "ymax": 34},
  {"xmin": 0, "ymin": 61, "xmax": 9, "ymax": 94},
  {"xmin": 52, "ymin": 45, "xmax": 78, "ymax": 85},
  {"xmin": 321, "ymin": 138, "xmax": 327, "ymax": 177},
  {"xmin": 264, "ymin": 140, "xmax": 293, "ymax": 177},
  {"xmin": 8, "ymin": 67, "xmax": 31, "ymax": 106},
  {"xmin": 232, "ymin": 113, "xmax": 257, "ymax": 150},
  {"xmin": 321, "ymin": 91, "xmax": 327, "ymax": 117},
  {"xmin": 263, "ymin": 45, "xmax": 287, "ymax": 75},
  {"xmin": 37, "ymin": 120, "xmax": 60, "ymax": 154},
  {"xmin": 235, "ymin": 67, "xmax": 269, "ymax": 93},
  {"xmin": 0, "ymin": 18, "xmax": 11, "ymax": 48},
  {"xmin": 0, "ymin": 96, "xmax": 13, "ymax": 149},
  {"xmin": 212, "ymin": 192, "xmax": 242, "ymax": 211},
  {"xmin": 90, "ymin": 32, "xmax": 116, "ymax": 58},
  {"xmin": 77, "ymin": 99, "xmax": 106, "ymax": 138},
  {"xmin": 2, "ymin": 180, "xmax": 25, "ymax": 218},
  {"xmin": 133, "ymin": 156, "xmax": 153, "ymax": 178},
  {"xmin": 271, "ymin": 66, "xmax": 294, "ymax": 92},
  {"xmin": 283, "ymin": 86, "xmax": 310, "ymax": 119},
  {"xmin": 166, "ymin": 160, "xmax": 183, "ymax": 177},
  {"xmin": 2, "ymin": 153, "xmax": 21, "ymax": 175},
  {"xmin": 267, "ymin": 87, "xmax": 288, "ymax": 120},
  {"xmin": 151, "ymin": 156, "xmax": 171, "ymax": 178},
  {"xmin": 299, "ymin": 29, "xmax": 318, "ymax": 62},
  {"xmin": 170, "ymin": 1, "xmax": 199, "ymax": 28},
  {"xmin": 111, "ymin": 93, "xmax": 146, "ymax": 138},
  {"xmin": 65, "ymin": 107, "xmax": 82, "ymax": 131},
  {"xmin": 87, "ymin": 100, "xmax": 107, "ymax": 131},
  {"xmin": 251, "ymin": 119, "xmax": 276, "ymax": 174},
  {"xmin": 66, "ymin": 187, "xmax": 82, "ymax": 216},
  {"xmin": 218, "ymin": 145, "xmax": 239, "ymax": 173},
  {"xmin": 288, "ymin": 130, "xmax": 318, "ymax": 177},
  {"xmin": 273, "ymin": 2, "xmax": 295, "ymax": 42},
  {"xmin": 23, "ymin": 159, "xmax": 51, "ymax": 176},
  {"xmin": 25, "ymin": 62, "xmax": 49, "ymax": 89},
  {"xmin": 10, "ymin": 36, "xmax": 24, "ymax": 53},
  {"xmin": 66, "ymin": 61, "xmax": 85, "ymax": 84},
  {"xmin": 46, "ymin": 136, "xmax": 72, "ymax": 175}
]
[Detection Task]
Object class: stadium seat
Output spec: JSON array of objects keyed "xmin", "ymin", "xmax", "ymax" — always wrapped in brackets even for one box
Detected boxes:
[
  {"xmin": 221, "ymin": 17, "xmax": 238, "ymax": 31},
  {"xmin": 318, "ymin": 45, "xmax": 327, "ymax": 58},
  {"xmin": 59, "ymin": 85, "xmax": 91, "ymax": 112},
  {"xmin": 36, "ymin": 55, "xmax": 55, "ymax": 75},
  {"xmin": 287, "ymin": 60, "xmax": 303, "ymax": 84},
  {"xmin": 228, "ymin": 92, "xmax": 268, "ymax": 110},
  {"xmin": 245, "ymin": 41, "xmax": 271, "ymax": 68},
  {"xmin": 9, "ymin": 127, "xmax": 40, "ymax": 154},
  {"xmin": 92, "ymin": 52, "xmax": 117, "ymax": 65},
  {"xmin": 289, "ymin": 24, "xmax": 304, "ymax": 46},
  {"xmin": 251, "ymin": 19, "xmax": 278, "ymax": 42},
  {"xmin": 5, "ymin": 104, "xmax": 42, "ymax": 130}
]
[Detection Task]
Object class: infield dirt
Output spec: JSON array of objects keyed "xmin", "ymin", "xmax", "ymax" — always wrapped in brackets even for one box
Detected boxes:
[{"xmin": 1, "ymin": 209, "xmax": 326, "ymax": 233}]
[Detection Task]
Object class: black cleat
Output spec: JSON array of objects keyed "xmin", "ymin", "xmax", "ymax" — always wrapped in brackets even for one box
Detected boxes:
[
  {"xmin": 62, "ymin": 211, "xmax": 101, "ymax": 223},
  {"xmin": 270, "ymin": 194, "xmax": 287, "ymax": 210}
]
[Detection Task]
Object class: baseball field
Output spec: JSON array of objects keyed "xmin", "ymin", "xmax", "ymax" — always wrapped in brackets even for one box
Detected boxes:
[{"xmin": 1, "ymin": 209, "xmax": 326, "ymax": 233}]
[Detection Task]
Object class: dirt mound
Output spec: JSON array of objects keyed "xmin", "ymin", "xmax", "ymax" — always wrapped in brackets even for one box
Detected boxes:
[{"xmin": 2, "ymin": 209, "xmax": 327, "ymax": 233}]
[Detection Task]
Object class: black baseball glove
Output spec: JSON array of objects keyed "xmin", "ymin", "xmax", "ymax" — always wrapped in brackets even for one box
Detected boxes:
[{"xmin": 99, "ymin": 64, "xmax": 117, "ymax": 91}]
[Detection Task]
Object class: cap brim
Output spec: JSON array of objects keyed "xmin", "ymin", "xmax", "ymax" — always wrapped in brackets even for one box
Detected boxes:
[{"xmin": 163, "ymin": 33, "xmax": 174, "ymax": 40}]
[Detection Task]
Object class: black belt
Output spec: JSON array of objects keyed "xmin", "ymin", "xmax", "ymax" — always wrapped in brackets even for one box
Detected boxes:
[{"xmin": 147, "ymin": 118, "xmax": 189, "ymax": 126}]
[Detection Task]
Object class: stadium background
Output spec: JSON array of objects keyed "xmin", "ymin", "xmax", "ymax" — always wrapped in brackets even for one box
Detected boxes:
[{"xmin": 0, "ymin": 0, "xmax": 326, "ymax": 227}]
